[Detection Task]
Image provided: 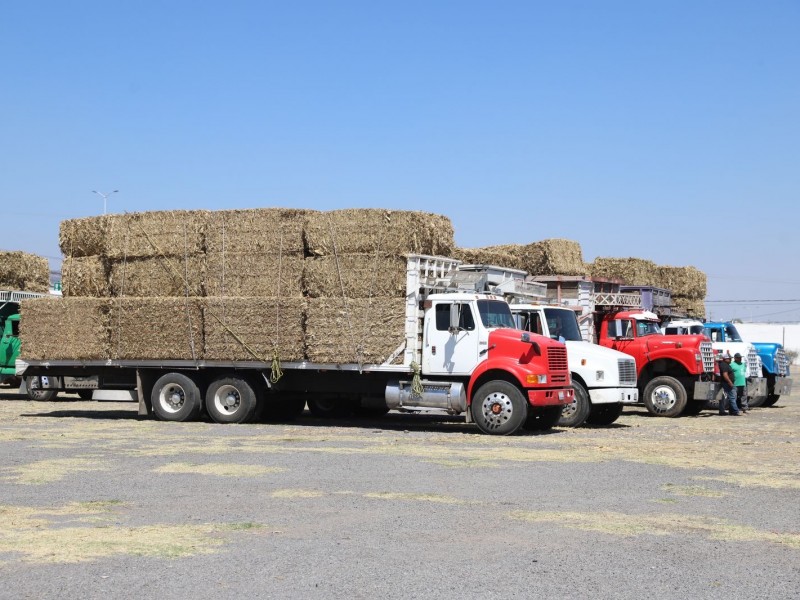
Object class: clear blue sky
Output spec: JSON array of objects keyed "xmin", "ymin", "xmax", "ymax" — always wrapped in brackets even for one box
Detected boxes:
[{"xmin": 2, "ymin": 1, "xmax": 798, "ymax": 322}]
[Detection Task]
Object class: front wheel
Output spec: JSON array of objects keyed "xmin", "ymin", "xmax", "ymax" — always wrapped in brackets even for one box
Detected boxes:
[
  {"xmin": 558, "ymin": 382, "xmax": 591, "ymax": 427},
  {"xmin": 585, "ymin": 403, "xmax": 623, "ymax": 426},
  {"xmin": 24, "ymin": 376, "xmax": 59, "ymax": 402},
  {"xmin": 642, "ymin": 376, "xmax": 687, "ymax": 417},
  {"xmin": 470, "ymin": 381, "xmax": 528, "ymax": 435}
]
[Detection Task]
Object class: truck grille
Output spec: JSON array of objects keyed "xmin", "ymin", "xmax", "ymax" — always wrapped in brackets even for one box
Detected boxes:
[
  {"xmin": 746, "ymin": 348, "xmax": 761, "ymax": 378},
  {"xmin": 776, "ymin": 348, "xmax": 789, "ymax": 376},
  {"xmin": 618, "ymin": 358, "xmax": 637, "ymax": 386},
  {"xmin": 700, "ymin": 341, "xmax": 715, "ymax": 373},
  {"xmin": 547, "ymin": 346, "xmax": 568, "ymax": 373}
]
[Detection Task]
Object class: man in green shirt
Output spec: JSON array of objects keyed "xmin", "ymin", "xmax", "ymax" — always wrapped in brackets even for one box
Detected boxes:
[{"xmin": 730, "ymin": 352, "xmax": 748, "ymax": 413}]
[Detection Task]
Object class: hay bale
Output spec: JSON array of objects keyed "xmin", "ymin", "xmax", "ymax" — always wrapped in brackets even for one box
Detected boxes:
[
  {"xmin": 61, "ymin": 256, "xmax": 110, "ymax": 297},
  {"xmin": 304, "ymin": 209, "xmax": 455, "ymax": 257},
  {"xmin": 590, "ymin": 257, "xmax": 660, "ymax": 286},
  {"xmin": 203, "ymin": 297, "xmax": 305, "ymax": 361},
  {"xmin": 659, "ymin": 265, "xmax": 707, "ymax": 299},
  {"xmin": 20, "ymin": 297, "xmax": 109, "ymax": 360},
  {"xmin": 108, "ymin": 298, "xmax": 203, "ymax": 360},
  {"xmin": 205, "ymin": 252, "xmax": 304, "ymax": 297},
  {"xmin": 451, "ymin": 247, "xmax": 523, "ymax": 270},
  {"xmin": 304, "ymin": 254, "xmax": 408, "ymax": 298},
  {"xmin": 104, "ymin": 210, "xmax": 209, "ymax": 260},
  {"xmin": 672, "ymin": 297, "xmax": 706, "ymax": 319},
  {"xmin": 0, "ymin": 251, "xmax": 50, "ymax": 293},
  {"xmin": 59, "ymin": 216, "xmax": 110, "ymax": 257},
  {"xmin": 109, "ymin": 255, "xmax": 205, "ymax": 297},
  {"xmin": 515, "ymin": 239, "xmax": 587, "ymax": 276},
  {"xmin": 305, "ymin": 297, "xmax": 406, "ymax": 364},
  {"xmin": 205, "ymin": 208, "xmax": 310, "ymax": 255}
]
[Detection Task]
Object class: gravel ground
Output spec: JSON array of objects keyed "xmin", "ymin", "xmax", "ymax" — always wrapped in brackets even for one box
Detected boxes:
[{"xmin": 0, "ymin": 389, "xmax": 798, "ymax": 599}]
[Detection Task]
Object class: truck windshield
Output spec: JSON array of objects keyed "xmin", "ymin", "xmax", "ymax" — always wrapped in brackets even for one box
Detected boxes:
[
  {"xmin": 543, "ymin": 308, "xmax": 582, "ymax": 341},
  {"xmin": 725, "ymin": 324, "xmax": 743, "ymax": 342},
  {"xmin": 636, "ymin": 320, "xmax": 662, "ymax": 336},
  {"xmin": 477, "ymin": 300, "xmax": 515, "ymax": 329}
]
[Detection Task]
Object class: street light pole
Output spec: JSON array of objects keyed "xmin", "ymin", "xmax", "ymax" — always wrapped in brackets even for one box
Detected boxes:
[{"xmin": 92, "ymin": 189, "xmax": 118, "ymax": 214}]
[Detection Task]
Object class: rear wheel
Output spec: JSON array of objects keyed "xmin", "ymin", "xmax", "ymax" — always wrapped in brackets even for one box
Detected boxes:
[
  {"xmin": 524, "ymin": 406, "xmax": 563, "ymax": 431},
  {"xmin": 206, "ymin": 376, "xmax": 260, "ymax": 424},
  {"xmin": 470, "ymin": 381, "xmax": 528, "ymax": 435},
  {"xmin": 151, "ymin": 372, "xmax": 202, "ymax": 422},
  {"xmin": 642, "ymin": 376, "xmax": 687, "ymax": 417},
  {"xmin": 763, "ymin": 394, "xmax": 780, "ymax": 407},
  {"xmin": 558, "ymin": 382, "xmax": 591, "ymax": 427},
  {"xmin": 585, "ymin": 403, "xmax": 623, "ymax": 426},
  {"xmin": 307, "ymin": 396, "xmax": 356, "ymax": 418},
  {"xmin": 24, "ymin": 376, "xmax": 58, "ymax": 402}
]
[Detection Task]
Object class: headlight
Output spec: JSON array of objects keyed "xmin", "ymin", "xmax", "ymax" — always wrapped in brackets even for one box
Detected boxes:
[{"xmin": 526, "ymin": 374, "xmax": 548, "ymax": 384}]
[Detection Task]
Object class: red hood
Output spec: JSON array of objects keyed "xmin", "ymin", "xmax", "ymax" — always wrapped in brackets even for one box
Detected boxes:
[{"xmin": 646, "ymin": 333, "xmax": 705, "ymax": 351}]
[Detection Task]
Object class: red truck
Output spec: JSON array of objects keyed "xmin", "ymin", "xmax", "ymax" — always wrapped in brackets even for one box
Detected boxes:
[{"xmin": 596, "ymin": 309, "xmax": 717, "ymax": 417}]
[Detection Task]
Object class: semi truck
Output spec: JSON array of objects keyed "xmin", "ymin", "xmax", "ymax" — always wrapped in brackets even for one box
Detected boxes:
[
  {"xmin": 456, "ymin": 264, "xmax": 638, "ymax": 427},
  {"xmin": 16, "ymin": 255, "xmax": 574, "ymax": 435},
  {"xmin": 702, "ymin": 321, "xmax": 792, "ymax": 407},
  {"xmin": 661, "ymin": 318, "xmax": 767, "ymax": 407},
  {"xmin": 596, "ymin": 310, "xmax": 717, "ymax": 417}
]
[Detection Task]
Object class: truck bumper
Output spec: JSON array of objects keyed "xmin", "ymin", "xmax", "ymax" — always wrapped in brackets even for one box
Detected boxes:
[
  {"xmin": 588, "ymin": 386, "xmax": 639, "ymax": 405},
  {"xmin": 527, "ymin": 387, "xmax": 573, "ymax": 407},
  {"xmin": 746, "ymin": 377, "xmax": 767, "ymax": 400},
  {"xmin": 774, "ymin": 377, "xmax": 793, "ymax": 396},
  {"xmin": 693, "ymin": 381, "xmax": 719, "ymax": 401}
]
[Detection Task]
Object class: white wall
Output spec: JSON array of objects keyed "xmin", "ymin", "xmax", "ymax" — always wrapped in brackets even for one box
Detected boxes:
[{"xmin": 735, "ymin": 323, "xmax": 800, "ymax": 364}]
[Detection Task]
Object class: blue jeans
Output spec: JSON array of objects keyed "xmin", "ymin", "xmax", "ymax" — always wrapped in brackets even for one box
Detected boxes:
[{"xmin": 720, "ymin": 386, "xmax": 739, "ymax": 414}]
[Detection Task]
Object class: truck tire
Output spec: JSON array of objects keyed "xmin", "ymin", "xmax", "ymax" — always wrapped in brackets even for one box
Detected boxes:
[
  {"xmin": 642, "ymin": 376, "xmax": 687, "ymax": 417},
  {"xmin": 585, "ymin": 403, "xmax": 623, "ymax": 426},
  {"xmin": 523, "ymin": 406, "xmax": 562, "ymax": 431},
  {"xmin": 763, "ymin": 394, "xmax": 780, "ymax": 407},
  {"xmin": 558, "ymin": 382, "xmax": 591, "ymax": 427},
  {"xmin": 205, "ymin": 376, "xmax": 259, "ymax": 424},
  {"xmin": 151, "ymin": 373, "xmax": 202, "ymax": 422},
  {"xmin": 24, "ymin": 376, "xmax": 58, "ymax": 402},
  {"xmin": 471, "ymin": 381, "xmax": 528, "ymax": 435},
  {"xmin": 748, "ymin": 394, "xmax": 767, "ymax": 408}
]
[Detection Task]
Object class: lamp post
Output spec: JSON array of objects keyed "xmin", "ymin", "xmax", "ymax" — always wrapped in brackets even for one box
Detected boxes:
[{"xmin": 92, "ymin": 190, "xmax": 118, "ymax": 214}]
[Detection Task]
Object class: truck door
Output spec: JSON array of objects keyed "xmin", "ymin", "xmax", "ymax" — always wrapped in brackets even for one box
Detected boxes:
[
  {"xmin": 0, "ymin": 317, "xmax": 20, "ymax": 371},
  {"xmin": 423, "ymin": 301, "xmax": 482, "ymax": 375}
]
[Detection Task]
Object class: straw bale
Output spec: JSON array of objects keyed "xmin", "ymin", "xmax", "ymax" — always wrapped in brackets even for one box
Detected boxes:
[
  {"xmin": 304, "ymin": 209, "xmax": 455, "ymax": 257},
  {"xmin": 205, "ymin": 208, "xmax": 310, "ymax": 255},
  {"xmin": 59, "ymin": 216, "xmax": 110, "ymax": 257},
  {"xmin": 305, "ymin": 297, "xmax": 407, "ymax": 364},
  {"xmin": 20, "ymin": 297, "xmax": 109, "ymax": 360},
  {"xmin": 590, "ymin": 257, "xmax": 660, "ymax": 286},
  {"xmin": 109, "ymin": 255, "xmax": 205, "ymax": 297},
  {"xmin": 514, "ymin": 239, "xmax": 587, "ymax": 276},
  {"xmin": 0, "ymin": 251, "xmax": 50, "ymax": 293},
  {"xmin": 304, "ymin": 254, "xmax": 408, "ymax": 298},
  {"xmin": 672, "ymin": 297, "xmax": 706, "ymax": 319},
  {"xmin": 61, "ymin": 256, "xmax": 110, "ymax": 297},
  {"xmin": 205, "ymin": 252, "xmax": 304, "ymax": 297},
  {"xmin": 203, "ymin": 297, "xmax": 305, "ymax": 361},
  {"xmin": 451, "ymin": 247, "xmax": 523, "ymax": 270},
  {"xmin": 104, "ymin": 210, "xmax": 209, "ymax": 260},
  {"xmin": 108, "ymin": 298, "xmax": 203, "ymax": 360},
  {"xmin": 658, "ymin": 265, "xmax": 707, "ymax": 299}
]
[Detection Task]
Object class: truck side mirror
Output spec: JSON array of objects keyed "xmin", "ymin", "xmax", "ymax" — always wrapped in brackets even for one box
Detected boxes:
[{"xmin": 449, "ymin": 304, "xmax": 461, "ymax": 334}]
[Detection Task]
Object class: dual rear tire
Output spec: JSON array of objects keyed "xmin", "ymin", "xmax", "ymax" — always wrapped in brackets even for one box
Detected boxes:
[{"xmin": 150, "ymin": 372, "xmax": 260, "ymax": 424}]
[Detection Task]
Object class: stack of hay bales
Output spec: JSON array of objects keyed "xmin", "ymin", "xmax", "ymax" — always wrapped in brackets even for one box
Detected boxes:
[
  {"xmin": 0, "ymin": 251, "xmax": 50, "ymax": 293},
  {"xmin": 304, "ymin": 209, "xmax": 455, "ymax": 364},
  {"xmin": 24, "ymin": 207, "xmax": 455, "ymax": 366},
  {"xmin": 589, "ymin": 257, "xmax": 707, "ymax": 318},
  {"xmin": 453, "ymin": 239, "xmax": 587, "ymax": 276}
]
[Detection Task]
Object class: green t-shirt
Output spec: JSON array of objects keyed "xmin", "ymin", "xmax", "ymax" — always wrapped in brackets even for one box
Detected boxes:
[{"xmin": 730, "ymin": 360, "xmax": 747, "ymax": 387}]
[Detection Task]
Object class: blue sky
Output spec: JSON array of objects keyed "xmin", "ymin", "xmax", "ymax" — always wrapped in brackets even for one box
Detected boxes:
[{"xmin": 2, "ymin": 1, "xmax": 798, "ymax": 322}]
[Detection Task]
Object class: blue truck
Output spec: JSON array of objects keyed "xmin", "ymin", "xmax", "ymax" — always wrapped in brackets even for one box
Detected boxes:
[{"xmin": 702, "ymin": 321, "xmax": 792, "ymax": 407}]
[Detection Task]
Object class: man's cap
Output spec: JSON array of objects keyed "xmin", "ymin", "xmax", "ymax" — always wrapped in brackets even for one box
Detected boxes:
[
  {"xmin": 734, "ymin": 352, "xmax": 742, "ymax": 359},
  {"xmin": 720, "ymin": 351, "xmax": 732, "ymax": 360}
]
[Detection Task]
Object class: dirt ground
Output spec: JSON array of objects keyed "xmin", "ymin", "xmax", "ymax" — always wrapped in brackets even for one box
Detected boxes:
[{"xmin": 0, "ymin": 389, "xmax": 797, "ymax": 599}]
